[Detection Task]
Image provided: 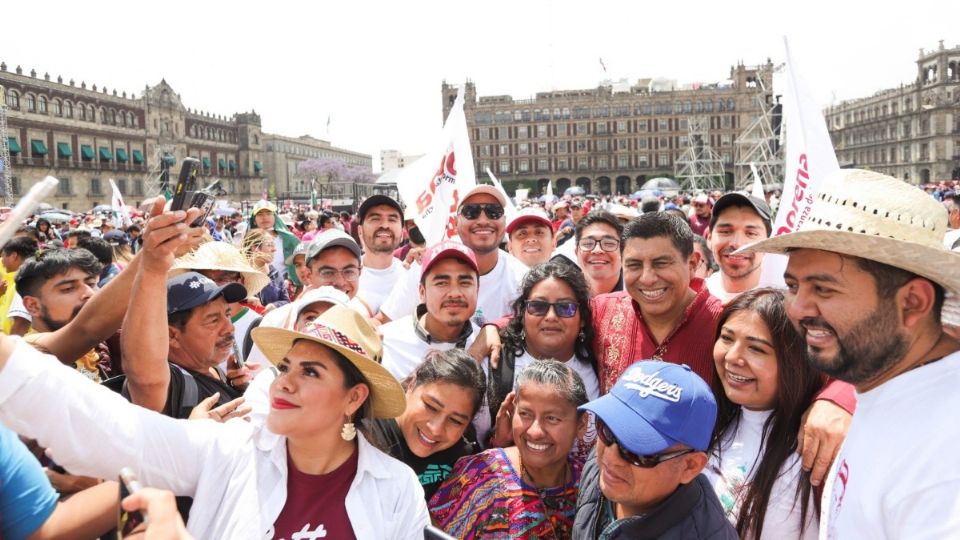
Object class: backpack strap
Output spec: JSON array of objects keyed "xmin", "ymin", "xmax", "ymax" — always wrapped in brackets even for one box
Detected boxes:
[{"xmin": 170, "ymin": 363, "xmax": 200, "ymax": 413}]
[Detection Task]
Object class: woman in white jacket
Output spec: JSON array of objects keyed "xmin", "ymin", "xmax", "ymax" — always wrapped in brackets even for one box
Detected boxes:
[{"xmin": 0, "ymin": 305, "xmax": 428, "ymax": 540}]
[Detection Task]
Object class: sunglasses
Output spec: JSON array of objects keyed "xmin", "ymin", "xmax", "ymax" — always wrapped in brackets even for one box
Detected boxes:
[
  {"xmin": 524, "ymin": 300, "xmax": 579, "ymax": 318},
  {"xmin": 459, "ymin": 203, "xmax": 504, "ymax": 220},
  {"xmin": 596, "ymin": 419, "xmax": 694, "ymax": 468}
]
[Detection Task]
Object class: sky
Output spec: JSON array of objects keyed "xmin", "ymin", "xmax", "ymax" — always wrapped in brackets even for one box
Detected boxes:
[{"xmin": 3, "ymin": 0, "xmax": 957, "ymax": 171}]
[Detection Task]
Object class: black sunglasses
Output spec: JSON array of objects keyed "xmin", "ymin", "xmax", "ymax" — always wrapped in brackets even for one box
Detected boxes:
[
  {"xmin": 524, "ymin": 300, "xmax": 579, "ymax": 318},
  {"xmin": 459, "ymin": 203, "xmax": 504, "ymax": 220},
  {"xmin": 596, "ymin": 419, "xmax": 694, "ymax": 468}
]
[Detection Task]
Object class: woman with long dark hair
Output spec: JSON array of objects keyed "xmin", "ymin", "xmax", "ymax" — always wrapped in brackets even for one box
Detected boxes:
[
  {"xmin": 480, "ymin": 262, "xmax": 599, "ymax": 450},
  {"xmin": 706, "ymin": 288, "xmax": 824, "ymax": 539}
]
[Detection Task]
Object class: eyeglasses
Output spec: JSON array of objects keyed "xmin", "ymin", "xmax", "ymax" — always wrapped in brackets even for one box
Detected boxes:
[
  {"xmin": 315, "ymin": 267, "xmax": 360, "ymax": 282},
  {"xmin": 577, "ymin": 236, "xmax": 620, "ymax": 252},
  {"xmin": 524, "ymin": 300, "xmax": 579, "ymax": 318},
  {"xmin": 459, "ymin": 203, "xmax": 504, "ymax": 220},
  {"xmin": 596, "ymin": 419, "xmax": 694, "ymax": 468}
]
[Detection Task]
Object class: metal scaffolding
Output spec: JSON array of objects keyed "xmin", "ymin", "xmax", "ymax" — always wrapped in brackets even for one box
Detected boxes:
[
  {"xmin": 674, "ymin": 116, "xmax": 727, "ymax": 192},
  {"xmin": 734, "ymin": 64, "xmax": 784, "ymax": 191},
  {"xmin": 0, "ymin": 86, "xmax": 12, "ymax": 204}
]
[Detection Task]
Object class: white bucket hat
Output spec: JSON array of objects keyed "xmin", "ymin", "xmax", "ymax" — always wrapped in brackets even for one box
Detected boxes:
[{"xmin": 739, "ymin": 169, "xmax": 960, "ymax": 292}]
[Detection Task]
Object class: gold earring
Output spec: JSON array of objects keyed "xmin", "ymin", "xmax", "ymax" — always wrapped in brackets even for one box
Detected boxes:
[{"xmin": 341, "ymin": 422, "xmax": 357, "ymax": 441}]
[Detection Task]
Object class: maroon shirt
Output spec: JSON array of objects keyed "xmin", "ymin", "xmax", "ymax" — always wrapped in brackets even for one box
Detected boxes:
[
  {"xmin": 271, "ymin": 448, "xmax": 359, "ymax": 540},
  {"xmin": 591, "ymin": 278, "xmax": 722, "ymax": 393}
]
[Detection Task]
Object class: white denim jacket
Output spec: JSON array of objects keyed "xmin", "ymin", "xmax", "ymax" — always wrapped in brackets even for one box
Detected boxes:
[{"xmin": 0, "ymin": 338, "xmax": 428, "ymax": 540}]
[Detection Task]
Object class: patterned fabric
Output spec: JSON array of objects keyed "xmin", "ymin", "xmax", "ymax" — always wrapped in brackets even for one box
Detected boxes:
[
  {"xmin": 590, "ymin": 278, "xmax": 722, "ymax": 394},
  {"xmin": 305, "ymin": 323, "xmax": 367, "ymax": 357},
  {"xmin": 429, "ymin": 448, "xmax": 582, "ymax": 539}
]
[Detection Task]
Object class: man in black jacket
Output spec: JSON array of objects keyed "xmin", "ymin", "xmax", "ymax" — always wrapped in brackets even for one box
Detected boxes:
[{"xmin": 573, "ymin": 361, "xmax": 736, "ymax": 540}]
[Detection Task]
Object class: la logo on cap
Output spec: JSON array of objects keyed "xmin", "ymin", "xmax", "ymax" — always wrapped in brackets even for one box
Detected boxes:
[{"xmin": 621, "ymin": 365, "xmax": 683, "ymax": 403}]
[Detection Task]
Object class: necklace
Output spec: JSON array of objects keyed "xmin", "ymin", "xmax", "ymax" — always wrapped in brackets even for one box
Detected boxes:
[{"xmin": 519, "ymin": 460, "xmax": 570, "ymax": 538}]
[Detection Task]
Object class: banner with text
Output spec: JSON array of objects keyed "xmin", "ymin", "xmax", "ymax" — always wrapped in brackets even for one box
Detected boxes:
[{"xmin": 396, "ymin": 88, "xmax": 477, "ymax": 246}]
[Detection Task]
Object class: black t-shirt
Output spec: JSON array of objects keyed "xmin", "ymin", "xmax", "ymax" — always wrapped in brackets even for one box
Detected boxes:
[
  {"xmin": 367, "ymin": 418, "xmax": 477, "ymax": 501},
  {"xmin": 166, "ymin": 363, "xmax": 241, "ymax": 419}
]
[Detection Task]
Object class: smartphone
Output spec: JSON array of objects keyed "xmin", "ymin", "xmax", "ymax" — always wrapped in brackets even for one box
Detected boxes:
[
  {"xmin": 118, "ymin": 467, "xmax": 148, "ymax": 538},
  {"xmin": 188, "ymin": 190, "xmax": 216, "ymax": 227},
  {"xmin": 170, "ymin": 157, "xmax": 201, "ymax": 212}
]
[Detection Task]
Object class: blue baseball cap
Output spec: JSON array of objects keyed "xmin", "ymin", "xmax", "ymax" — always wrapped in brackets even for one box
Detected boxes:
[
  {"xmin": 166, "ymin": 271, "xmax": 247, "ymax": 315},
  {"xmin": 579, "ymin": 360, "xmax": 717, "ymax": 454}
]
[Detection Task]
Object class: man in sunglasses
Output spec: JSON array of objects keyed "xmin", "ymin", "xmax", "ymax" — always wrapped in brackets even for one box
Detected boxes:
[
  {"xmin": 378, "ymin": 185, "xmax": 527, "ymax": 327},
  {"xmin": 573, "ymin": 361, "xmax": 736, "ymax": 539}
]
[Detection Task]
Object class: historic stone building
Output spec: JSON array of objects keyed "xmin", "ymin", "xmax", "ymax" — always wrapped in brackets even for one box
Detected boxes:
[
  {"xmin": 1, "ymin": 62, "xmax": 371, "ymax": 210},
  {"xmin": 262, "ymin": 133, "xmax": 372, "ymax": 198},
  {"xmin": 443, "ymin": 62, "xmax": 773, "ymax": 196},
  {"xmin": 825, "ymin": 41, "xmax": 960, "ymax": 183}
]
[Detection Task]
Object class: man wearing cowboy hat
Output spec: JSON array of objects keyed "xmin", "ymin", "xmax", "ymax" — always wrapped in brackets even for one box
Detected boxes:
[{"xmin": 739, "ymin": 169, "xmax": 960, "ymax": 538}]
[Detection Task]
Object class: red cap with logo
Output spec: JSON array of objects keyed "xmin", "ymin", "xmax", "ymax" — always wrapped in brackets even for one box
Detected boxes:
[{"xmin": 420, "ymin": 241, "xmax": 479, "ymax": 279}]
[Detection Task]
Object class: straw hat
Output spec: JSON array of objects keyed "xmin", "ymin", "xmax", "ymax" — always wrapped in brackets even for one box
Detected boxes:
[
  {"xmin": 170, "ymin": 241, "xmax": 270, "ymax": 296},
  {"xmin": 739, "ymin": 169, "xmax": 960, "ymax": 292},
  {"xmin": 252, "ymin": 305, "xmax": 406, "ymax": 418}
]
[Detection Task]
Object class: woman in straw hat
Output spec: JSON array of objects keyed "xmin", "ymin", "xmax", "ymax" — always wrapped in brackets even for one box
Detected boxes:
[{"xmin": 0, "ymin": 305, "xmax": 428, "ymax": 539}]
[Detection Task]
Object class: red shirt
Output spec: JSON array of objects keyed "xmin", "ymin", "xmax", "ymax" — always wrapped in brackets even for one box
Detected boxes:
[
  {"xmin": 591, "ymin": 278, "xmax": 722, "ymax": 394},
  {"xmin": 271, "ymin": 448, "xmax": 359, "ymax": 540}
]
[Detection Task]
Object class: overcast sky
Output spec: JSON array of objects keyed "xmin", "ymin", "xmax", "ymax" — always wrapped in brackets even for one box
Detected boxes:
[{"xmin": 3, "ymin": 0, "xmax": 956, "ymax": 171}]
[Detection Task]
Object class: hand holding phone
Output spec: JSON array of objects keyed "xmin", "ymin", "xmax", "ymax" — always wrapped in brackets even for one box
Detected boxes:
[{"xmin": 118, "ymin": 467, "xmax": 148, "ymax": 538}]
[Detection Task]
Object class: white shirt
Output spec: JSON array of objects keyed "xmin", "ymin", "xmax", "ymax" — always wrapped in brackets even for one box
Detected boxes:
[
  {"xmin": 0, "ymin": 338, "xmax": 428, "ymax": 540},
  {"xmin": 379, "ymin": 249, "xmax": 528, "ymax": 325},
  {"xmin": 704, "ymin": 408, "xmax": 817, "ymax": 540},
  {"xmin": 706, "ymin": 269, "xmax": 786, "ymax": 305},
  {"xmin": 820, "ymin": 351, "xmax": 960, "ymax": 539},
  {"xmin": 7, "ymin": 292, "xmax": 30, "ymax": 323},
  {"xmin": 943, "ymin": 228, "xmax": 960, "ymax": 249},
  {"xmin": 357, "ymin": 258, "xmax": 406, "ymax": 316},
  {"xmin": 380, "ymin": 315, "xmax": 478, "ymax": 381}
]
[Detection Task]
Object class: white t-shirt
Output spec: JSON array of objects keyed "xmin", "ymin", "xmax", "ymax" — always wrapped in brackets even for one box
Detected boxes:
[
  {"xmin": 7, "ymin": 293, "xmax": 31, "ymax": 323},
  {"xmin": 357, "ymin": 258, "xmax": 406, "ymax": 316},
  {"xmin": 471, "ymin": 351, "xmax": 600, "ymax": 451},
  {"xmin": 820, "ymin": 351, "xmax": 960, "ymax": 539},
  {"xmin": 380, "ymin": 315, "xmax": 478, "ymax": 381},
  {"xmin": 704, "ymin": 408, "xmax": 817, "ymax": 540},
  {"xmin": 379, "ymin": 250, "xmax": 528, "ymax": 325},
  {"xmin": 706, "ymin": 269, "xmax": 786, "ymax": 305},
  {"xmin": 943, "ymin": 228, "xmax": 960, "ymax": 249}
]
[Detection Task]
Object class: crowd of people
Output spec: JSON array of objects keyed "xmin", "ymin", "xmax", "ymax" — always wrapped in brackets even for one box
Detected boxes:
[{"xmin": 0, "ymin": 168, "xmax": 958, "ymax": 539}]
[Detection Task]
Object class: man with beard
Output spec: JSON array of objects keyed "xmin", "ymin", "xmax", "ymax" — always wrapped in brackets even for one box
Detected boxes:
[
  {"xmin": 705, "ymin": 193, "xmax": 778, "ymax": 304},
  {"xmin": 378, "ymin": 185, "xmax": 527, "ymax": 326},
  {"xmin": 381, "ymin": 241, "xmax": 480, "ymax": 381},
  {"xmin": 15, "ymin": 248, "xmax": 109, "ymax": 381},
  {"xmin": 739, "ymin": 169, "xmax": 960, "ymax": 538},
  {"xmin": 356, "ymin": 195, "xmax": 405, "ymax": 315}
]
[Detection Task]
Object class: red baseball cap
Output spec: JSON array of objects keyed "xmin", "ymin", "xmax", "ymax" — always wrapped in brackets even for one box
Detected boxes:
[
  {"xmin": 420, "ymin": 241, "xmax": 479, "ymax": 279},
  {"xmin": 506, "ymin": 207, "xmax": 553, "ymax": 235}
]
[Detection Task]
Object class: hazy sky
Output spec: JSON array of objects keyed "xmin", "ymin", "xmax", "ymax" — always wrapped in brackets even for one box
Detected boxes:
[{"xmin": 3, "ymin": 0, "xmax": 956, "ymax": 171}]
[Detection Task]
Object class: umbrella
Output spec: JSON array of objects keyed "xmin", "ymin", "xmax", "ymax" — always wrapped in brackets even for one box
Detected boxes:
[
  {"xmin": 629, "ymin": 189, "xmax": 663, "ymax": 200},
  {"xmin": 564, "ymin": 186, "xmax": 586, "ymax": 196},
  {"xmin": 641, "ymin": 177, "xmax": 680, "ymax": 191},
  {"xmin": 92, "ymin": 204, "xmax": 113, "ymax": 213},
  {"xmin": 36, "ymin": 212, "xmax": 72, "ymax": 224},
  {"xmin": 36, "ymin": 202, "xmax": 53, "ymax": 211}
]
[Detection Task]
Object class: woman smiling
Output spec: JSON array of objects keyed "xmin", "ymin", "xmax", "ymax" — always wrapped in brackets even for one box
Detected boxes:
[
  {"xmin": 705, "ymin": 288, "xmax": 825, "ymax": 539},
  {"xmin": 429, "ymin": 359, "xmax": 587, "ymax": 539}
]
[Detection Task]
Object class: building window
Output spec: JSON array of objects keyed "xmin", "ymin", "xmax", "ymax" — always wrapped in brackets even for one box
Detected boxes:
[
  {"xmin": 5, "ymin": 90, "xmax": 18, "ymax": 109},
  {"xmin": 638, "ymin": 138, "xmax": 648, "ymax": 149},
  {"xmin": 518, "ymin": 143, "xmax": 529, "ymax": 155},
  {"xmin": 499, "ymin": 160, "xmax": 510, "ymax": 173},
  {"xmin": 658, "ymin": 153, "xmax": 670, "ymax": 166},
  {"xmin": 480, "ymin": 160, "xmax": 491, "ymax": 172},
  {"xmin": 616, "ymin": 121, "xmax": 627, "ymax": 132},
  {"xmin": 679, "ymin": 119, "xmax": 688, "ymax": 130},
  {"xmin": 537, "ymin": 142, "xmax": 548, "ymax": 153},
  {"xmin": 618, "ymin": 139, "xmax": 628, "ymax": 150},
  {"xmin": 617, "ymin": 155, "xmax": 629, "ymax": 168},
  {"xmin": 518, "ymin": 160, "xmax": 530, "ymax": 172},
  {"xmin": 576, "ymin": 123, "xmax": 588, "ymax": 135},
  {"xmin": 557, "ymin": 158, "xmax": 568, "ymax": 170},
  {"xmin": 26, "ymin": 94, "xmax": 36, "ymax": 112},
  {"xmin": 537, "ymin": 124, "xmax": 547, "ymax": 137},
  {"xmin": 100, "ymin": 108, "xmax": 107, "ymax": 123},
  {"xmin": 577, "ymin": 157, "xmax": 589, "ymax": 170},
  {"xmin": 638, "ymin": 120, "xmax": 648, "ymax": 132},
  {"xmin": 576, "ymin": 141, "xmax": 588, "ymax": 152},
  {"xmin": 116, "ymin": 179, "xmax": 128, "ymax": 194},
  {"xmin": 134, "ymin": 179, "xmax": 144, "ymax": 196},
  {"xmin": 720, "ymin": 134, "xmax": 731, "ymax": 146},
  {"xmin": 659, "ymin": 137, "xmax": 669, "ymax": 149},
  {"xmin": 596, "ymin": 139, "xmax": 608, "ymax": 151},
  {"xmin": 537, "ymin": 158, "xmax": 549, "ymax": 171},
  {"xmin": 658, "ymin": 119, "xmax": 669, "ymax": 130},
  {"xmin": 498, "ymin": 127, "xmax": 510, "ymax": 139},
  {"xmin": 58, "ymin": 177, "xmax": 72, "ymax": 195},
  {"xmin": 64, "ymin": 101, "xmax": 72, "ymax": 118},
  {"xmin": 557, "ymin": 124, "xmax": 567, "ymax": 136},
  {"xmin": 499, "ymin": 144, "xmax": 509, "ymax": 156},
  {"xmin": 557, "ymin": 141, "xmax": 568, "ymax": 153},
  {"xmin": 679, "ymin": 136, "xmax": 689, "ymax": 147},
  {"xmin": 721, "ymin": 116, "xmax": 732, "ymax": 129},
  {"xmin": 638, "ymin": 155, "xmax": 649, "ymax": 167},
  {"xmin": 90, "ymin": 178, "xmax": 102, "ymax": 196},
  {"xmin": 596, "ymin": 123, "xmax": 608, "ymax": 135},
  {"xmin": 37, "ymin": 96, "xmax": 47, "ymax": 114},
  {"xmin": 517, "ymin": 126, "xmax": 528, "ymax": 138},
  {"xmin": 598, "ymin": 156, "xmax": 609, "ymax": 169},
  {"xmin": 52, "ymin": 99, "xmax": 62, "ymax": 116},
  {"xmin": 480, "ymin": 145, "xmax": 491, "ymax": 157}
]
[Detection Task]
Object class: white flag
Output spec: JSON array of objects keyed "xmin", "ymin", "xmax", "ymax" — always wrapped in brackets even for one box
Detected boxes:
[
  {"xmin": 109, "ymin": 179, "xmax": 132, "ymax": 228},
  {"xmin": 750, "ymin": 162, "xmax": 765, "ymax": 200},
  {"xmin": 760, "ymin": 38, "xmax": 840, "ymax": 285},
  {"xmin": 396, "ymin": 87, "xmax": 477, "ymax": 246},
  {"xmin": 545, "ymin": 178, "xmax": 555, "ymax": 202},
  {"xmin": 485, "ymin": 168, "xmax": 517, "ymax": 225}
]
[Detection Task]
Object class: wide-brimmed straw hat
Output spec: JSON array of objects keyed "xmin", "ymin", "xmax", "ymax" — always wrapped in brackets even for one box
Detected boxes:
[
  {"xmin": 170, "ymin": 241, "xmax": 270, "ymax": 296},
  {"xmin": 252, "ymin": 305, "xmax": 406, "ymax": 418},
  {"xmin": 739, "ymin": 169, "xmax": 960, "ymax": 292}
]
